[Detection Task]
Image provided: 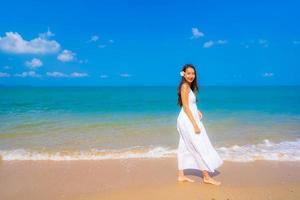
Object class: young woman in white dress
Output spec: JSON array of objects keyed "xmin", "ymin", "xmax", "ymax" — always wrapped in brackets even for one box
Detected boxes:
[{"xmin": 176, "ymin": 64, "xmax": 223, "ymax": 186}]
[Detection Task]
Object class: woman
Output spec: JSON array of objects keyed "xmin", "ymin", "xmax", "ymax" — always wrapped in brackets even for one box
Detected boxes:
[{"xmin": 176, "ymin": 64, "xmax": 223, "ymax": 186}]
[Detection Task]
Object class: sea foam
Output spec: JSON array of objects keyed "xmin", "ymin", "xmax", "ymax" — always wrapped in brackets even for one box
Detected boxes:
[{"xmin": 0, "ymin": 139, "xmax": 300, "ymax": 162}]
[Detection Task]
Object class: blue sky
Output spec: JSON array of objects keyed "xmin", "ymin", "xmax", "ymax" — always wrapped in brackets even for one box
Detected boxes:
[{"xmin": 0, "ymin": 0, "xmax": 299, "ymax": 86}]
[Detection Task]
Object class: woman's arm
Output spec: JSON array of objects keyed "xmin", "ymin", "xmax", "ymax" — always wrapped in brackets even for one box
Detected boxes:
[
  {"xmin": 198, "ymin": 110, "xmax": 203, "ymax": 120},
  {"xmin": 181, "ymin": 83, "xmax": 201, "ymax": 133}
]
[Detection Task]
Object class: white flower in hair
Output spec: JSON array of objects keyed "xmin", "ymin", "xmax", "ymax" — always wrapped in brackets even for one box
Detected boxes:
[{"xmin": 180, "ymin": 71, "xmax": 185, "ymax": 76}]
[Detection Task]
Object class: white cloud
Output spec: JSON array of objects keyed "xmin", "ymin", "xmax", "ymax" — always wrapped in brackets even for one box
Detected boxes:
[
  {"xmin": 3, "ymin": 65, "xmax": 11, "ymax": 69},
  {"xmin": 241, "ymin": 39, "xmax": 269, "ymax": 48},
  {"xmin": 25, "ymin": 58, "xmax": 43, "ymax": 69},
  {"xmin": 79, "ymin": 59, "xmax": 88, "ymax": 64},
  {"xmin": 70, "ymin": 72, "xmax": 88, "ymax": 78},
  {"xmin": 258, "ymin": 39, "xmax": 269, "ymax": 48},
  {"xmin": 57, "ymin": 50, "xmax": 76, "ymax": 62},
  {"xmin": 98, "ymin": 44, "xmax": 107, "ymax": 48},
  {"xmin": 39, "ymin": 28, "xmax": 55, "ymax": 39},
  {"xmin": 89, "ymin": 35, "xmax": 99, "ymax": 42},
  {"xmin": 203, "ymin": 40, "xmax": 228, "ymax": 48},
  {"xmin": 293, "ymin": 41, "xmax": 300, "ymax": 45},
  {"xmin": 96, "ymin": 39, "xmax": 114, "ymax": 48},
  {"xmin": 0, "ymin": 32, "xmax": 60, "ymax": 54},
  {"xmin": 216, "ymin": 40, "xmax": 227, "ymax": 44},
  {"xmin": 0, "ymin": 72, "xmax": 10, "ymax": 77},
  {"xmin": 46, "ymin": 71, "xmax": 68, "ymax": 78},
  {"xmin": 14, "ymin": 71, "xmax": 41, "ymax": 78},
  {"xmin": 100, "ymin": 74, "xmax": 108, "ymax": 78},
  {"xmin": 262, "ymin": 72, "xmax": 274, "ymax": 77},
  {"xmin": 120, "ymin": 73, "xmax": 132, "ymax": 77},
  {"xmin": 203, "ymin": 40, "xmax": 214, "ymax": 48},
  {"xmin": 46, "ymin": 71, "xmax": 88, "ymax": 78},
  {"xmin": 191, "ymin": 28, "xmax": 204, "ymax": 39}
]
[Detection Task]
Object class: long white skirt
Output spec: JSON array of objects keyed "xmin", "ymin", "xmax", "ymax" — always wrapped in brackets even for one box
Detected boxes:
[{"xmin": 177, "ymin": 112, "xmax": 223, "ymax": 173}]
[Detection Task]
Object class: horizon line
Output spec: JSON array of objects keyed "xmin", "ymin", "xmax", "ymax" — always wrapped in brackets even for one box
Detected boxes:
[{"xmin": 1, "ymin": 84, "xmax": 300, "ymax": 87}]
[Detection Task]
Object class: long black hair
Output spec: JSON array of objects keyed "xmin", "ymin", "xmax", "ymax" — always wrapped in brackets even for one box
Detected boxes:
[{"xmin": 177, "ymin": 64, "xmax": 199, "ymax": 107}]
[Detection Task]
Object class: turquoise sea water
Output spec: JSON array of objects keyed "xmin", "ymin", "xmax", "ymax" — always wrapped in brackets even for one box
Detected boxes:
[{"xmin": 0, "ymin": 86, "xmax": 300, "ymax": 161}]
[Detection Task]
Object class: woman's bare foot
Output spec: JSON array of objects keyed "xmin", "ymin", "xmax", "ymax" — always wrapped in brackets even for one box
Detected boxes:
[
  {"xmin": 203, "ymin": 177, "xmax": 221, "ymax": 186},
  {"xmin": 178, "ymin": 176, "xmax": 195, "ymax": 183}
]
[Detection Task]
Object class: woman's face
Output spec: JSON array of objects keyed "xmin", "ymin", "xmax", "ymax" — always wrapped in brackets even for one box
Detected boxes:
[{"xmin": 184, "ymin": 67, "xmax": 195, "ymax": 84}]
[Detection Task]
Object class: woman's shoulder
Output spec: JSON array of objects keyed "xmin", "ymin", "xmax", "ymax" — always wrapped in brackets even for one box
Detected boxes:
[{"xmin": 180, "ymin": 83, "xmax": 191, "ymax": 93}]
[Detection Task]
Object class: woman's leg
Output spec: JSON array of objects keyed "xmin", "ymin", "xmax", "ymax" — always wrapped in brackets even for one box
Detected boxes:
[
  {"xmin": 177, "ymin": 170, "xmax": 195, "ymax": 182},
  {"xmin": 202, "ymin": 170, "xmax": 221, "ymax": 185}
]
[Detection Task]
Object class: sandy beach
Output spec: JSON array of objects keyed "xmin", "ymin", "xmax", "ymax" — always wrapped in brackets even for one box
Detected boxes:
[
  {"xmin": 1, "ymin": 0, "xmax": 300, "ymax": 199},
  {"xmin": 1, "ymin": 158, "xmax": 299, "ymax": 200}
]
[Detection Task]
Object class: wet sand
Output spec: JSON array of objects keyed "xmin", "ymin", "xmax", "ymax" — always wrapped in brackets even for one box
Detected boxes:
[{"xmin": 0, "ymin": 158, "xmax": 299, "ymax": 200}]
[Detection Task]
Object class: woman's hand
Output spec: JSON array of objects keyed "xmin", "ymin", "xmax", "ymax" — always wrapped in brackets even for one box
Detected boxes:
[
  {"xmin": 198, "ymin": 110, "xmax": 203, "ymax": 120},
  {"xmin": 194, "ymin": 124, "xmax": 201, "ymax": 134}
]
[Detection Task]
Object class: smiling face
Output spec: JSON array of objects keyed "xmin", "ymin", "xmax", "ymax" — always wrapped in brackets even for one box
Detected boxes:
[{"xmin": 183, "ymin": 67, "xmax": 195, "ymax": 84}]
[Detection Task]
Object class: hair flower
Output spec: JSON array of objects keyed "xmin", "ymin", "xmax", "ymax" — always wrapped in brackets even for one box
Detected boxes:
[{"xmin": 180, "ymin": 71, "xmax": 185, "ymax": 77}]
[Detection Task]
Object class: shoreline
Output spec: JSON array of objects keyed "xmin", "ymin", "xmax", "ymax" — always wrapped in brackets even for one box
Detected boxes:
[{"xmin": 1, "ymin": 158, "xmax": 299, "ymax": 200}]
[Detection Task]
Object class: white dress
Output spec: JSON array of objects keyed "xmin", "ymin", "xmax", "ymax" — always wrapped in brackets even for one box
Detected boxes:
[{"xmin": 177, "ymin": 89, "xmax": 223, "ymax": 172}]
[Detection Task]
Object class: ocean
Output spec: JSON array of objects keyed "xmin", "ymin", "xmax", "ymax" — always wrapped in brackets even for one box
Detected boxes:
[{"xmin": 0, "ymin": 86, "xmax": 299, "ymax": 162}]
